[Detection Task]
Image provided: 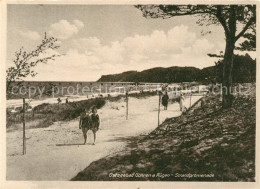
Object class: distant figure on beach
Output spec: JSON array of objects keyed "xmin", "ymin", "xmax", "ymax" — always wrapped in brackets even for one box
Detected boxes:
[
  {"xmin": 66, "ymin": 97, "xmax": 69, "ymax": 103},
  {"xmin": 79, "ymin": 106, "xmax": 100, "ymax": 145},
  {"xmin": 162, "ymin": 92, "xmax": 169, "ymax": 110},
  {"xmin": 179, "ymin": 93, "xmax": 185, "ymax": 112},
  {"xmin": 57, "ymin": 98, "xmax": 61, "ymax": 104}
]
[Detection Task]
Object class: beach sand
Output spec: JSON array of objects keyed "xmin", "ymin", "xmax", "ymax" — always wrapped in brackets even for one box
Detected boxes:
[{"xmin": 6, "ymin": 95, "xmax": 201, "ymax": 180}]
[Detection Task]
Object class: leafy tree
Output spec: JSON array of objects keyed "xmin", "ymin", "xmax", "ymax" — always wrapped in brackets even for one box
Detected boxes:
[
  {"xmin": 6, "ymin": 33, "xmax": 61, "ymax": 97},
  {"xmin": 236, "ymin": 31, "xmax": 256, "ymax": 51},
  {"xmin": 213, "ymin": 53, "xmax": 256, "ymax": 83},
  {"xmin": 136, "ymin": 5, "xmax": 256, "ymax": 108}
]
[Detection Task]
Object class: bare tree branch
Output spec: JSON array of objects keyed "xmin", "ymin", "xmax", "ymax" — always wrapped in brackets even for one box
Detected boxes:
[{"xmin": 6, "ymin": 33, "xmax": 62, "ymax": 97}]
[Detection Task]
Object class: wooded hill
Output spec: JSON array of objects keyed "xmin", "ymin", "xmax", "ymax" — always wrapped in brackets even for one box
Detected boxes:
[{"xmin": 97, "ymin": 54, "xmax": 256, "ymax": 83}]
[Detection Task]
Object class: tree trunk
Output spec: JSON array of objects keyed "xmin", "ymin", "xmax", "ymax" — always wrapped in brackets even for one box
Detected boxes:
[
  {"xmin": 158, "ymin": 92, "xmax": 161, "ymax": 126},
  {"xmin": 126, "ymin": 92, "xmax": 128, "ymax": 120},
  {"xmin": 222, "ymin": 37, "xmax": 235, "ymax": 108}
]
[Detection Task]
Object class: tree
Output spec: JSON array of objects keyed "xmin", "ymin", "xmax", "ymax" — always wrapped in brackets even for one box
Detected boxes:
[
  {"xmin": 136, "ymin": 5, "xmax": 256, "ymax": 108},
  {"xmin": 214, "ymin": 53, "xmax": 256, "ymax": 83},
  {"xmin": 6, "ymin": 33, "xmax": 61, "ymax": 155},
  {"xmin": 6, "ymin": 33, "xmax": 61, "ymax": 97},
  {"xmin": 236, "ymin": 31, "xmax": 256, "ymax": 51}
]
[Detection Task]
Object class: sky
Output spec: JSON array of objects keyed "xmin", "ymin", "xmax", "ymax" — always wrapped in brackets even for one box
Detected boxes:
[{"xmin": 7, "ymin": 4, "xmax": 255, "ymax": 81}]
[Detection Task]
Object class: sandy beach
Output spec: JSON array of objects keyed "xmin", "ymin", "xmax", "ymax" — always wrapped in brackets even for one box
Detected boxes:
[{"xmin": 6, "ymin": 95, "xmax": 201, "ymax": 180}]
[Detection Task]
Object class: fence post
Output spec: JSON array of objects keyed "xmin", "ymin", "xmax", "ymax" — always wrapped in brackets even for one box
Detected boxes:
[
  {"xmin": 158, "ymin": 91, "xmax": 161, "ymax": 126},
  {"xmin": 190, "ymin": 93, "xmax": 192, "ymax": 108},
  {"xmin": 126, "ymin": 92, "xmax": 128, "ymax": 120},
  {"xmin": 23, "ymin": 98, "xmax": 26, "ymax": 155}
]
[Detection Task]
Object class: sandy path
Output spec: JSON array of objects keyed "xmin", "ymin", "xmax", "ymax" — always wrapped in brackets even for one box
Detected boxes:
[{"xmin": 6, "ymin": 95, "xmax": 201, "ymax": 180}]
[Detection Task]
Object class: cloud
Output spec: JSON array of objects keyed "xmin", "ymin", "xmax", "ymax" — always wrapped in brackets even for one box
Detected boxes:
[
  {"xmin": 18, "ymin": 30, "xmax": 41, "ymax": 41},
  {"xmin": 72, "ymin": 37, "xmax": 101, "ymax": 52},
  {"xmin": 49, "ymin": 19, "xmax": 84, "ymax": 40},
  {"xmin": 29, "ymin": 25, "xmax": 219, "ymax": 81},
  {"xmin": 72, "ymin": 20, "xmax": 84, "ymax": 29}
]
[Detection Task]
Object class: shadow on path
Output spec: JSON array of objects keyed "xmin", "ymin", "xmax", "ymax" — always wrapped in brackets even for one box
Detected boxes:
[{"xmin": 56, "ymin": 143, "xmax": 86, "ymax": 146}]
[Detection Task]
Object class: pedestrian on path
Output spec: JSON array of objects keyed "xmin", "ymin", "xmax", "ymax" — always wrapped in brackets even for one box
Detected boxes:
[
  {"xmin": 162, "ymin": 91, "xmax": 169, "ymax": 110},
  {"xmin": 179, "ymin": 93, "xmax": 185, "ymax": 112}
]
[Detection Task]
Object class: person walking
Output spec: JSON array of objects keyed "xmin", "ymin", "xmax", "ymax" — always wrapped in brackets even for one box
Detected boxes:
[
  {"xmin": 90, "ymin": 106, "xmax": 100, "ymax": 145},
  {"xmin": 179, "ymin": 93, "xmax": 185, "ymax": 112},
  {"xmin": 162, "ymin": 92, "xmax": 169, "ymax": 110}
]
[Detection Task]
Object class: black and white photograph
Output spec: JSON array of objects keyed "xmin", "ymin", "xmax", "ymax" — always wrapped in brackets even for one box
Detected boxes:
[{"xmin": 0, "ymin": 1, "xmax": 259, "ymax": 188}]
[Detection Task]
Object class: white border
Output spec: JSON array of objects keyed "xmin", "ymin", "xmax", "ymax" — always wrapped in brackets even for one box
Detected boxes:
[{"xmin": 0, "ymin": 0, "xmax": 259, "ymax": 188}]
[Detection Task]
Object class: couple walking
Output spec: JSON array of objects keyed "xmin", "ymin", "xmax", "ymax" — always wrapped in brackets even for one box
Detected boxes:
[
  {"xmin": 162, "ymin": 91, "xmax": 185, "ymax": 112},
  {"xmin": 79, "ymin": 106, "xmax": 100, "ymax": 145}
]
